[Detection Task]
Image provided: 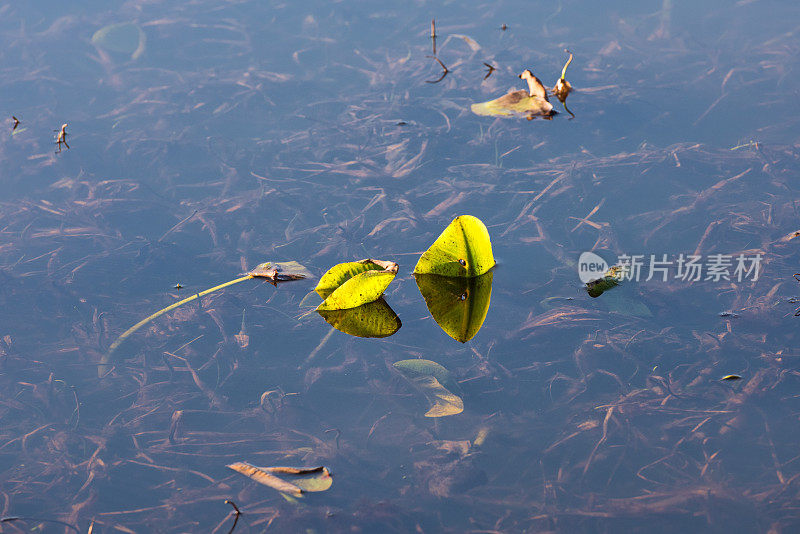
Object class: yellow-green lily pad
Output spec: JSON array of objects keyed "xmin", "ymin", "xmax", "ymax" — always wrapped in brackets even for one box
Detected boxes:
[
  {"xmin": 415, "ymin": 271, "xmax": 493, "ymax": 343},
  {"xmin": 316, "ymin": 269, "xmax": 396, "ymax": 311},
  {"xmin": 315, "ymin": 259, "xmax": 397, "ymax": 299},
  {"xmin": 414, "ymin": 215, "xmax": 495, "ymax": 277},
  {"xmin": 318, "ymin": 298, "xmax": 401, "ymax": 338},
  {"xmin": 91, "ymin": 22, "xmax": 146, "ymax": 60}
]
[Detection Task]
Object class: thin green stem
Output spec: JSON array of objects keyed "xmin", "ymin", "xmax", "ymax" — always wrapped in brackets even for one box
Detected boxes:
[
  {"xmin": 560, "ymin": 51, "xmax": 573, "ymax": 81},
  {"xmin": 101, "ymin": 274, "xmax": 254, "ymax": 373}
]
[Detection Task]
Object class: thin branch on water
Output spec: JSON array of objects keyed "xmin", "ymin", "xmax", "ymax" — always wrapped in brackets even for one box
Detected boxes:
[
  {"xmin": 224, "ymin": 500, "xmax": 241, "ymax": 534},
  {"xmin": 425, "ymin": 55, "xmax": 449, "ymax": 84}
]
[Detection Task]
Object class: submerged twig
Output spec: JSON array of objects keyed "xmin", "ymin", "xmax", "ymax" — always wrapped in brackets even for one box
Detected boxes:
[
  {"xmin": 793, "ymin": 274, "xmax": 800, "ymax": 316},
  {"xmin": 562, "ymin": 99, "xmax": 575, "ymax": 119},
  {"xmin": 224, "ymin": 500, "xmax": 241, "ymax": 534},
  {"xmin": 54, "ymin": 123, "xmax": 69, "ymax": 153},
  {"xmin": 730, "ymin": 140, "xmax": 759, "ymax": 151},
  {"xmin": 0, "ymin": 516, "xmax": 79, "ymax": 533},
  {"xmin": 430, "ymin": 19, "xmax": 437, "ymax": 55},
  {"xmin": 425, "ymin": 55, "xmax": 449, "ymax": 84},
  {"xmin": 157, "ymin": 209, "xmax": 199, "ymax": 242}
]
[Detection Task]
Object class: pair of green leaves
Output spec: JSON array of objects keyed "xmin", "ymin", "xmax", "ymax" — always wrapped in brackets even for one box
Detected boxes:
[
  {"xmin": 315, "ymin": 259, "xmax": 399, "ymax": 310},
  {"xmin": 314, "ymin": 215, "xmax": 494, "ymax": 310},
  {"xmin": 314, "ymin": 216, "xmax": 495, "ymax": 342},
  {"xmin": 314, "ymin": 259, "xmax": 401, "ymax": 338}
]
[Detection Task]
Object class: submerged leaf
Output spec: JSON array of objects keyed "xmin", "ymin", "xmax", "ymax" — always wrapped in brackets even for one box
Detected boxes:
[
  {"xmin": 602, "ymin": 292, "xmax": 653, "ymax": 317},
  {"xmin": 393, "ymin": 359, "xmax": 460, "ymax": 394},
  {"xmin": 227, "ymin": 463, "xmax": 332, "ymax": 495},
  {"xmin": 452, "ymin": 34, "xmax": 481, "ymax": 52},
  {"xmin": 234, "ymin": 309, "xmax": 249, "ymax": 349},
  {"xmin": 418, "ymin": 376, "xmax": 464, "ymax": 417},
  {"xmin": 316, "ymin": 269, "xmax": 396, "ymax": 311},
  {"xmin": 315, "ymin": 259, "xmax": 398, "ymax": 298},
  {"xmin": 318, "ymin": 298, "xmax": 401, "ymax": 338},
  {"xmin": 414, "ymin": 215, "xmax": 495, "ymax": 277},
  {"xmin": 415, "ymin": 271, "xmax": 493, "ymax": 342},
  {"xmin": 227, "ymin": 462, "xmax": 303, "ymax": 495},
  {"xmin": 291, "ymin": 470, "xmax": 333, "ymax": 492},
  {"xmin": 91, "ymin": 22, "xmax": 146, "ymax": 59},
  {"xmin": 393, "ymin": 359, "xmax": 463, "ymax": 417}
]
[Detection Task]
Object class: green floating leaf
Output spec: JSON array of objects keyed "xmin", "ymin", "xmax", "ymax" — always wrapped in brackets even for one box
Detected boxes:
[
  {"xmin": 586, "ymin": 265, "xmax": 627, "ymax": 298},
  {"xmin": 316, "ymin": 269, "xmax": 396, "ymax": 311},
  {"xmin": 586, "ymin": 265, "xmax": 651, "ymax": 316},
  {"xmin": 471, "ymin": 91, "xmax": 553, "ymax": 119},
  {"xmin": 91, "ymin": 22, "xmax": 146, "ymax": 60},
  {"xmin": 586, "ymin": 277, "xmax": 618, "ymax": 298},
  {"xmin": 318, "ymin": 298, "xmax": 401, "ymax": 338},
  {"xmin": 315, "ymin": 259, "xmax": 397, "ymax": 299},
  {"xmin": 393, "ymin": 359, "xmax": 463, "ymax": 417},
  {"xmin": 415, "ymin": 271, "xmax": 493, "ymax": 343},
  {"xmin": 414, "ymin": 215, "xmax": 495, "ymax": 277}
]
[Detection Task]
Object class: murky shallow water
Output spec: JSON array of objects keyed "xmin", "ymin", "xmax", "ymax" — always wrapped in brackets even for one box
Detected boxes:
[{"xmin": 1, "ymin": 0, "xmax": 800, "ymax": 532}]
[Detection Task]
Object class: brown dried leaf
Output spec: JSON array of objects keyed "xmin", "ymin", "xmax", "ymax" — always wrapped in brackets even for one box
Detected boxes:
[{"xmin": 227, "ymin": 462, "xmax": 303, "ymax": 495}]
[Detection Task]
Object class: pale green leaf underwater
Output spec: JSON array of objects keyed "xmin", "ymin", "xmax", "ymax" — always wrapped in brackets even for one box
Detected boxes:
[
  {"xmin": 393, "ymin": 359, "xmax": 463, "ymax": 417},
  {"xmin": 91, "ymin": 23, "xmax": 146, "ymax": 60}
]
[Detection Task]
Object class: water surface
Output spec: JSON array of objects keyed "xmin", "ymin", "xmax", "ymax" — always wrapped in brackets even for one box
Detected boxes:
[{"xmin": 1, "ymin": 0, "xmax": 799, "ymax": 532}]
